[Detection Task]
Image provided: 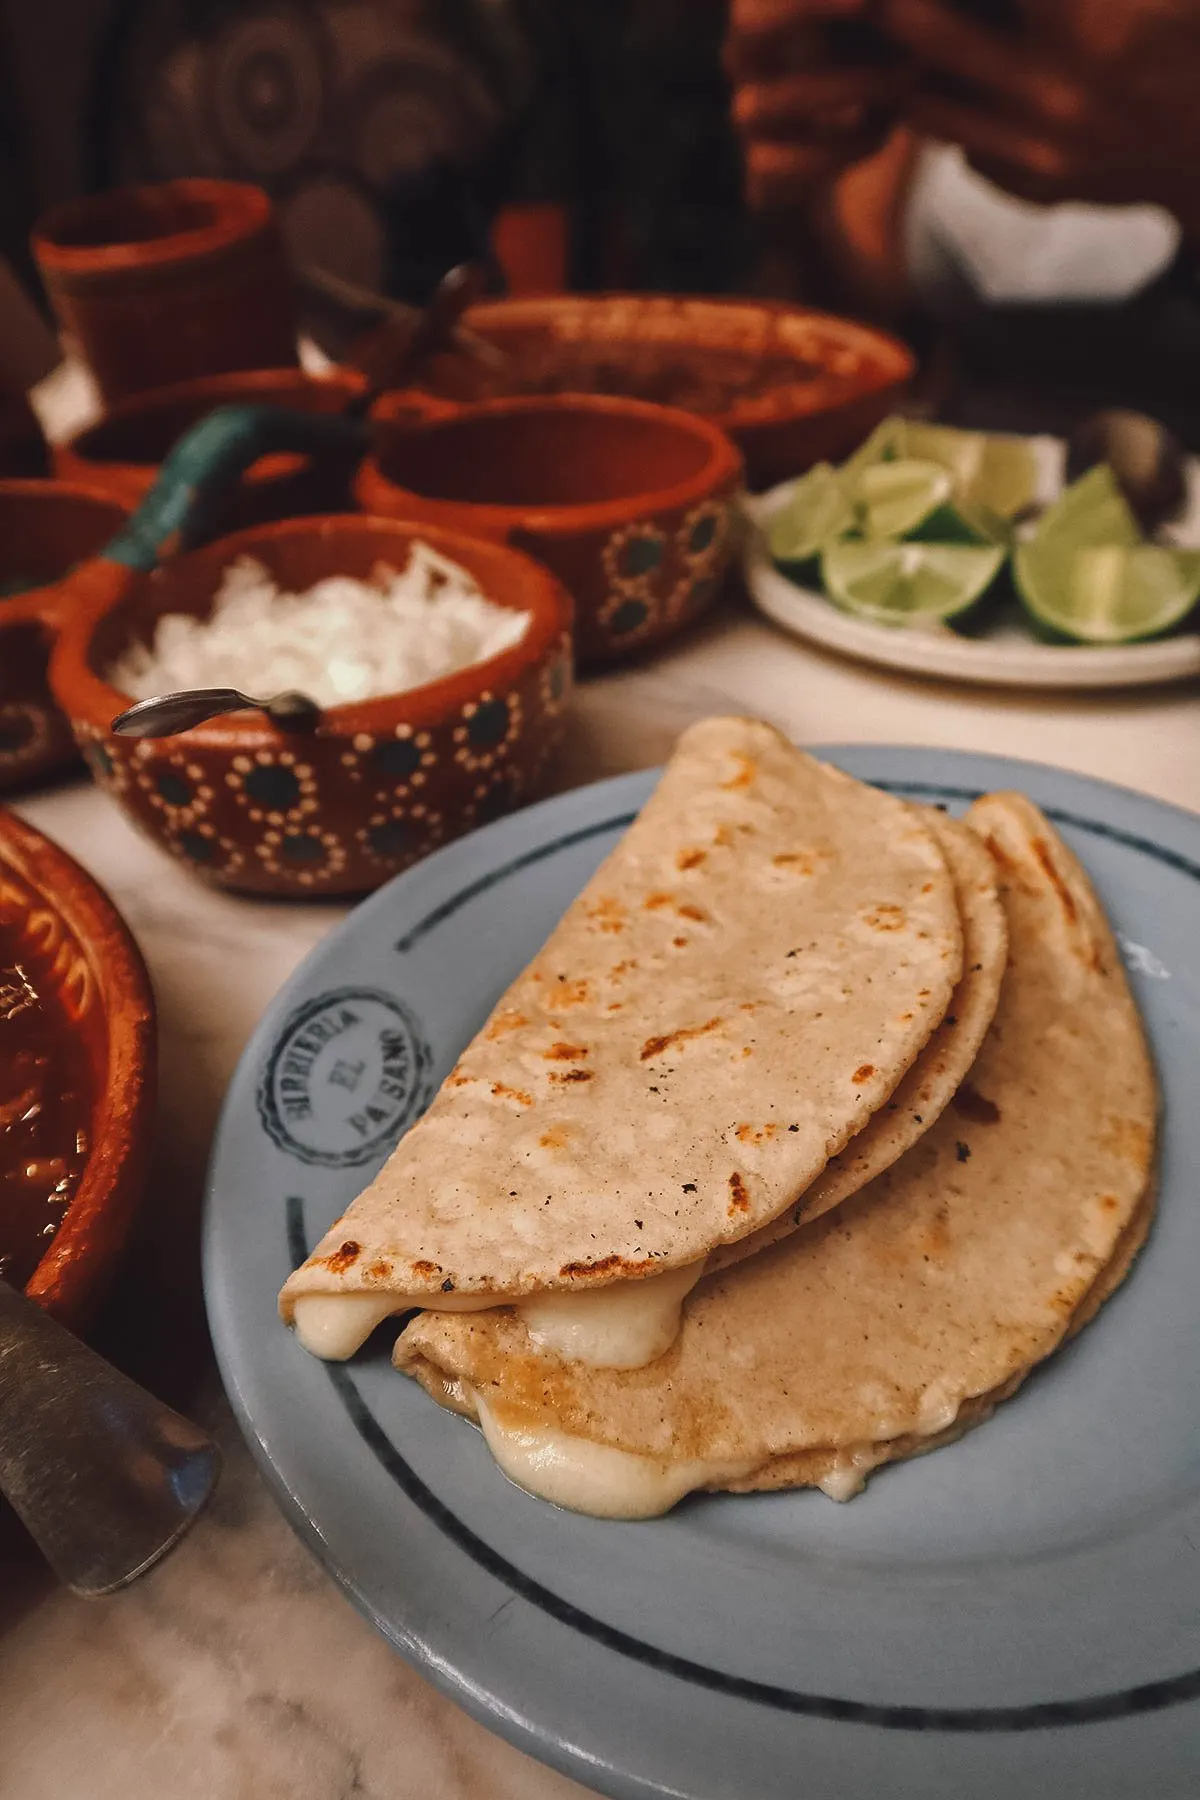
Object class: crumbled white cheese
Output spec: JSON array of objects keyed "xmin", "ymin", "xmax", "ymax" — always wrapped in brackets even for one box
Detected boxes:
[{"xmin": 109, "ymin": 544, "xmax": 531, "ymax": 708}]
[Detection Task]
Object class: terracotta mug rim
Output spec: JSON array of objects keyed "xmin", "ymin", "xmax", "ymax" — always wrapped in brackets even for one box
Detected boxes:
[
  {"xmin": 50, "ymin": 512, "xmax": 575, "ymax": 749},
  {"xmin": 366, "ymin": 391, "xmax": 744, "ymax": 537},
  {"xmin": 32, "ymin": 178, "xmax": 275, "ymax": 278},
  {"xmin": 0, "ymin": 479, "xmax": 132, "ymax": 631}
]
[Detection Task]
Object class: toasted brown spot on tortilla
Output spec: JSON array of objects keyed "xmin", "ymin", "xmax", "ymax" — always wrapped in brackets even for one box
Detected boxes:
[
  {"xmin": 712, "ymin": 824, "xmax": 733, "ymax": 848},
  {"xmin": 539, "ymin": 1126, "xmax": 571, "ymax": 1149},
  {"xmin": 921, "ymin": 881, "xmax": 934, "ymax": 894},
  {"xmin": 853, "ymin": 1064, "xmax": 875, "ymax": 1083},
  {"xmin": 544, "ymin": 1041, "xmax": 589, "ymax": 1061},
  {"xmin": 546, "ymin": 977, "xmax": 592, "ymax": 1009},
  {"xmin": 773, "ymin": 852, "xmax": 817, "ymax": 874},
  {"xmin": 677, "ymin": 902, "xmax": 709, "ymax": 923},
  {"xmin": 641, "ymin": 1017, "xmax": 725, "ymax": 1061},
  {"xmin": 735, "ymin": 1123, "xmax": 780, "ymax": 1145},
  {"xmin": 721, "ymin": 754, "xmax": 756, "ymax": 790},
  {"xmin": 643, "ymin": 892, "xmax": 674, "ymax": 911},
  {"xmin": 728, "ymin": 1171, "xmax": 751, "ymax": 1213},
  {"xmin": 366, "ymin": 1260, "xmax": 392, "ymax": 1280},
  {"xmin": 1100, "ymin": 1117, "xmax": 1152, "ymax": 1164},
  {"xmin": 1031, "ymin": 836, "xmax": 1078, "ymax": 924},
  {"xmin": 491, "ymin": 1082, "xmax": 534, "ymax": 1106},
  {"xmin": 586, "ymin": 896, "xmax": 626, "ymax": 924},
  {"xmin": 411, "ymin": 1259, "xmax": 439, "ymax": 1278},
  {"xmin": 1099, "ymin": 1194, "xmax": 1120, "ymax": 1212},
  {"xmin": 484, "ymin": 1010, "xmax": 528, "ymax": 1040},
  {"xmin": 322, "ymin": 1241, "xmax": 361, "ymax": 1273},
  {"xmin": 559, "ymin": 1254, "xmax": 657, "ymax": 1281},
  {"xmin": 549, "ymin": 1068, "xmax": 594, "ymax": 1084},
  {"xmin": 862, "ymin": 903, "xmax": 906, "ymax": 931},
  {"xmin": 672, "ymin": 936, "xmax": 689, "ymax": 948},
  {"xmin": 610, "ymin": 960, "xmax": 637, "ymax": 978},
  {"xmin": 676, "ymin": 848, "xmax": 707, "ymax": 870},
  {"xmin": 953, "ymin": 1083, "xmax": 1001, "ymax": 1124}
]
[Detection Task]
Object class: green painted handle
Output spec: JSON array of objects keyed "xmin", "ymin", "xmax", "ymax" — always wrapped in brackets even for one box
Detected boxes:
[{"xmin": 103, "ymin": 403, "xmax": 368, "ymax": 572}]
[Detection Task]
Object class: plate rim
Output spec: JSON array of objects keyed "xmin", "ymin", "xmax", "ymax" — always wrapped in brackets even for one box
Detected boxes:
[{"xmin": 204, "ymin": 747, "xmax": 1200, "ymax": 1800}]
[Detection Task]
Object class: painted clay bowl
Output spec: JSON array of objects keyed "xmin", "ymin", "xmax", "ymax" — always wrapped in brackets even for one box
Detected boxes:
[
  {"xmin": 54, "ymin": 367, "xmax": 374, "ymax": 533},
  {"xmin": 0, "ymin": 806, "xmax": 155, "ymax": 1329},
  {"xmin": 31, "ymin": 179, "xmax": 297, "ymax": 406},
  {"xmin": 410, "ymin": 294, "xmax": 914, "ymax": 491},
  {"xmin": 50, "ymin": 514, "xmax": 574, "ymax": 898},
  {"xmin": 0, "ymin": 481, "xmax": 131, "ymax": 792},
  {"xmin": 357, "ymin": 393, "xmax": 743, "ymax": 667}
]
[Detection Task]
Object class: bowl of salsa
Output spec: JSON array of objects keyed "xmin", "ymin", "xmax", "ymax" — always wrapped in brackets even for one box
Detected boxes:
[
  {"xmin": 404, "ymin": 295, "xmax": 915, "ymax": 492},
  {"xmin": 0, "ymin": 807, "xmax": 154, "ymax": 1326}
]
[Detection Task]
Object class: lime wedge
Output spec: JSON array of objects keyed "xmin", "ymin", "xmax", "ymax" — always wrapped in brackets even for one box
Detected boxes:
[
  {"xmin": 842, "ymin": 415, "xmax": 907, "ymax": 479},
  {"xmin": 822, "ymin": 540, "xmax": 1005, "ymax": 626},
  {"xmin": 1014, "ymin": 539, "xmax": 1200, "ymax": 643},
  {"xmin": 909, "ymin": 497, "xmax": 1010, "ymax": 547},
  {"xmin": 767, "ymin": 462, "xmax": 852, "ymax": 564},
  {"xmin": 1032, "ymin": 464, "xmax": 1141, "ymax": 551},
  {"xmin": 851, "ymin": 458, "xmax": 954, "ymax": 539},
  {"xmin": 902, "ymin": 422, "xmax": 1038, "ymax": 520}
]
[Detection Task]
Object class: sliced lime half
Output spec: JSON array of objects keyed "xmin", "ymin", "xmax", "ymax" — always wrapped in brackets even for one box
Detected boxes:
[
  {"xmin": 767, "ymin": 462, "xmax": 852, "ymax": 564},
  {"xmin": 822, "ymin": 539, "xmax": 1005, "ymax": 627},
  {"xmin": 851, "ymin": 458, "xmax": 954, "ymax": 539},
  {"xmin": 1014, "ymin": 540, "xmax": 1200, "ymax": 643},
  {"xmin": 902, "ymin": 422, "xmax": 1039, "ymax": 520},
  {"xmin": 1032, "ymin": 464, "xmax": 1141, "ymax": 551}
]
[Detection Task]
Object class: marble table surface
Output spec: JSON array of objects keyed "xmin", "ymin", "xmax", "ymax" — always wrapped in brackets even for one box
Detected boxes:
[{"xmin": 2, "ymin": 365, "xmax": 1198, "ymax": 1798}]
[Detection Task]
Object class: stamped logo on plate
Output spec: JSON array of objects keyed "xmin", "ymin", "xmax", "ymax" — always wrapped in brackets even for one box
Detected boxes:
[{"xmin": 257, "ymin": 987, "xmax": 433, "ymax": 1168}]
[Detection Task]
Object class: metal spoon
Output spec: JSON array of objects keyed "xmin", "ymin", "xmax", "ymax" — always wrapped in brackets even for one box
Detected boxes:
[
  {"xmin": 0, "ymin": 1279, "xmax": 219, "ymax": 1596},
  {"xmin": 111, "ymin": 687, "xmax": 322, "ymax": 738}
]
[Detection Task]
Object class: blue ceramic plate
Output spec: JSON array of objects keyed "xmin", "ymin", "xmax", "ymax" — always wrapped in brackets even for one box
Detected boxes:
[{"xmin": 205, "ymin": 747, "xmax": 1200, "ymax": 1800}]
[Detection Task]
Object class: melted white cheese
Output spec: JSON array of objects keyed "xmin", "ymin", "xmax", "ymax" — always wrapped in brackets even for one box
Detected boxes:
[
  {"xmin": 291, "ymin": 1258, "xmax": 706, "ymax": 1367},
  {"xmin": 290, "ymin": 1289, "xmax": 495, "ymax": 1360},
  {"xmin": 473, "ymin": 1391, "xmax": 750, "ymax": 1518},
  {"xmin": 515, "ymin": 1261, "xmax": 703, "ymax": 1368}
]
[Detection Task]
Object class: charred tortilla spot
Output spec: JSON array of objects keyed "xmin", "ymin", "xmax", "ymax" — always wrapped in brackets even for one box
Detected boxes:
[
  {"xmin": 735, "ymin": 1122, "xmax": 779, "ymax": 1145},
  {"xmin": 491, "ymin": 1082, "xmax": 534, "ymax": 1106},
  {"xmin": 549, "ymin": 1068, "xmax": 594, "ymax": 1083},
  {"xmin": 853, "ymin": 1064, "xmax": 875, "ymax": 1083},
  {"xmin": 411, "ymin": 1259, "xmax": 439, "ymax": 1278},
  {"xmin": 558, "ymin": 1254, "xmax": 657, "ymax": 1280},
  {"xmin": 862, "ymin": 903, "xmax": 906, "ymax": 931},
  {"xmin": 544, "ymin": 1041, "xmax": 589, "ymax": 1061},
  {"xmin": 727, "ymin": 1171, "xmax": 751, "ymax": 1213},
  {"xmin": 539, "ymin": 1126, "xmax": 570, "ymax": 1149},
  {"xmin": 721, "ymin": 754, "xmax": 756, "ymax": 790},
  {"xmin": 323, "ymin": 1240, "xmax": 361, "ymax": 1273},
  {"xmin": 672, "ymin": 936, "xmax": 689, "ymax": 948},
  {"xmin": 677, "ymin": 903, "xmax": 709, "ymax": 923},
  {"xmin": 546, "ymin": 977, "xmax": 592, "ymax": 1009},
  {"xmin": 1031, "ymin": 836, "xmax": 1078, "ymax": 924},
  {"xmin": 676, "ymin": 848, "xmax": 707, "ymax": 870},
  {"xmin": 953, "ymin": 1083, "xmax": 1001, "ymax": 1124},
  {"xmin": 640, "ymin": 1016, "xmax": 725, "ymax": 1061},
  {"xmin": 643, "ymin": 892, "xmax": 674, "ymax": 912},
  {"xmin": 366, "ymin": 1259, "xmax": 391, "ymax": 1281}
]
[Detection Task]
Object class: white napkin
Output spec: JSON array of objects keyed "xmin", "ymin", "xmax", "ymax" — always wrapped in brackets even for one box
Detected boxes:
[{"xmin": 906, "ymin": 142, "xmax": 1180, "ymax": 305}]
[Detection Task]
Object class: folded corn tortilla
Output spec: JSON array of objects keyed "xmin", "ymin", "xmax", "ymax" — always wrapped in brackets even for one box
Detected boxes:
[
  {"xmin": 395, "ymin": 795, "xmax": 1158, "ymax": 1515},
  {"xmin": 281, "ymin": 717, "xmax": 963, "ymax": 1362}
]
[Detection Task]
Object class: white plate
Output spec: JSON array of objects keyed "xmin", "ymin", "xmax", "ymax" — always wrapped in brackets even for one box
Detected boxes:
[
  {"xmin": 206, "ymin": 748, "xmax": 1200, "ymax": 1800},
  {"xmin": 743, "ymin": 438, "xmax": 1200, "ymax": 690}
]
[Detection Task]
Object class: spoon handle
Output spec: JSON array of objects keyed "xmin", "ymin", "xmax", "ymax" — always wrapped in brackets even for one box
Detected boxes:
[
  {"xmin": 111, "ymin": 689, "xmax": 256, "ymax": 737},
  {"xmin": 0, "ymin": 1281, "xmax": 220, "ymax": 1597}
]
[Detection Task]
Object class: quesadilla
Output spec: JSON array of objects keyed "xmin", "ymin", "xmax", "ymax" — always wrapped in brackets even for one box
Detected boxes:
[
  {"xmin": 395, "ymin": 796, "xmax": 1158, "ymax": 1516},
  {"xmin": 281, "ymin": 717, "xmax": 964, "ymax": 1365}
]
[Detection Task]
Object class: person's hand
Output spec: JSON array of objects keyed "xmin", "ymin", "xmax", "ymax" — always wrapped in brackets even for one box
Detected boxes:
[
  {"xmin": 881, "ymin": 0, "xmax": 1200, "ymax": 235},
  {"xmin": 727, "ymin": 0, "xmax": 905, "ymax": 209}
]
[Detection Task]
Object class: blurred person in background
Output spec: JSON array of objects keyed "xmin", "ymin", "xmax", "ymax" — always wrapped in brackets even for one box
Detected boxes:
[{"xmin": 727, "ymin": 0, "xmax": 1200, "ymax": 441}]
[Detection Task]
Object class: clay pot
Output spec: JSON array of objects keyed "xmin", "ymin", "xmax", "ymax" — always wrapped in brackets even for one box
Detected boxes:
[
  {"xmin": 357, "ymin": 393, "xmax": 743, "ymax": 666},
  {"xmin": 55, "ymin": 368, "xmax": 373, "ymax": 532},
  {"xmin": 0, "ymin": 482, "xmax": 130, "ymax": 791},
  {"xmin": 50, "ymin": 515, "xmax": 574, "ymax": 899},
  {"xmin": 412, "ymin": 294, "xmax": 914, "ymax": 491},
  {"xmin": 32, "ymin": 180, "xmax": 298, "ymax": 406},
  {"xmin": 0, "ymin": 806, "xmax": 155, "ymax": 1329}
]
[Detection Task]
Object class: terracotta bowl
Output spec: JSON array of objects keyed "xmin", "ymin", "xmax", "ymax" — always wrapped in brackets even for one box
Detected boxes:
[
  {"xmin": 357, "ymin": 393, "xmax": 743, "ymax": 667},
  {"xmin": 49, "ymin": 515, "xmax": 574, "ymax": 898},
  {"xmin": 0, "ymin": 481, "xmax": 131, "ymax": 791},
  {"xmin": 411, "ymin": 294, "xmax": 914, "ymax": 491},
  {"xmin": 54, "ymin": 367, "xmax": 378, "ymax": 532},
  {"xmin": 31, "ymin": 179, "xmax": 298, "ymax": 406},
  {"xmin": 0, "ymin": 806, "xmax": 155, "ymax": 1329}
]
